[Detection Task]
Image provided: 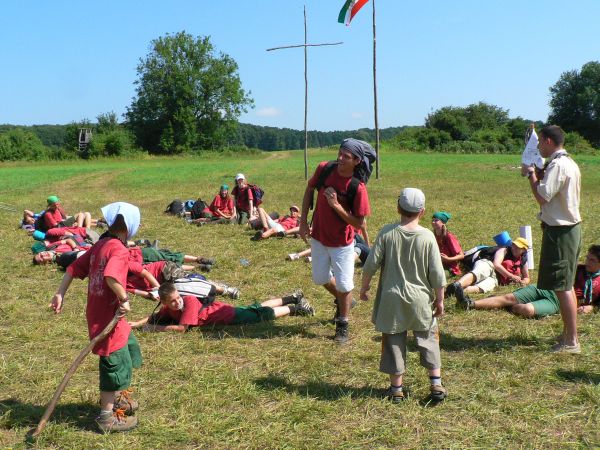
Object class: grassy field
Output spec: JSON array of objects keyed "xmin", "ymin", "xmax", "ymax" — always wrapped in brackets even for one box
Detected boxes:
[{"xmin": 1, "ymin": 149, "xmax": 600, "ymax": 449}]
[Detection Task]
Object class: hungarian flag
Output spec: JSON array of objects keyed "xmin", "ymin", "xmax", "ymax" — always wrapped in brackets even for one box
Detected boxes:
[{"xmin": 338, "ymin": 0, "xmax": 369, "ymax": 26}]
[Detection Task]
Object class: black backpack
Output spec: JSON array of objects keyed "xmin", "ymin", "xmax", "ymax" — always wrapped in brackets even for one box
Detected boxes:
[
  {"xmin": 248, "ymin": 184, "xmax": 264, "ymax": 206},
  {"xmin": 190, "ymin": 199, "xmax": 208, "ymax": 220},
  {"xmin": 165, "ymin": 199, "xmax": 185, "ymax": 216}
]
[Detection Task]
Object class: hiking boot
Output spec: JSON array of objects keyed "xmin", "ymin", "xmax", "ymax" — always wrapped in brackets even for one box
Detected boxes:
[
  {"xmin": 222, "ymin": 285, "xmax": 240, "ymax": 300},
  {"xmin": 250, "ymin": 231, "xmax": 262, "ymax": 241},
  {"xmin": 114, "ymin": 389, "xmax": 138, "ymax": 415},
  {"xmin": 457, "ymin": 293, "xmax": 474, "ymax": 310},
  {"xmin": 287, "ymin": 253, "xmax": 300, "ymax": 261},
  {"xmin": 331, "ymin": 297, "xmax": 358, "ymax": 323},
  {"xmin": 276, "ymin": 230, "xmax": 286, "ymax": 238},
  {"xmin": 385, "ymin": 388, "xmax": 407, "ymax": 404},
  {"xmin": 334, "ymin": 320, "xmax": 349, "ymax": 344},
  {"xmin": 198, "ymin": 264, "xmax": 212, "ymax": 272},
  {"xmin": 454, "ymin": 283, "xmax": 473, "ymax": 309},
  {"xmin": 292, "ymin": 298, "xmax": 315, "ymax": 316},
  {"xmin": 429, "ymin": 385, "xmax": 447, "ymax": 402},
  {"xmin": 550, "ymin": 342, "xmax": 581, "ymax": 354},
  {"xmin": 444, "ymin": 282, "xmax": 457, "ymax": 299},
  {"xmin": 96, "ymin": 409, "xmax": 138, "ymax": 433},
  {"xmin": 198, "ymin": 257, "xmax": 215, "ymax": 265}
]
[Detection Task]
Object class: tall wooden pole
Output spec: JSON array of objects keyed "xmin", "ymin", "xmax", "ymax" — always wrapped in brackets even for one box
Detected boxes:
[
  {"xmin": 372, "ymin": 0, "xmax": 380, "ymax": 179},
  {"xmin": 303, "ymin": 6, "xmax": 309, "ymax": 180}
]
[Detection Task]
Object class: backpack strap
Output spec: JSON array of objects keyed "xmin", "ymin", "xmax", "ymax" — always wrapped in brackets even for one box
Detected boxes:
[{"xmin": 309, "ymin": 161, "xmax": 337, "ymax": 211}]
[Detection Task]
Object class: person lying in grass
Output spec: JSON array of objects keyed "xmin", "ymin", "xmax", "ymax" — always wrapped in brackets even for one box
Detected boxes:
[
  {"xmin": 460, "ymin": 245, "xmax": 600, "ymax": 317},
  {"xmin": 126, "ymin": 261, "xmax": 240, "ymax": 301},
  {"xmin": 251, "ymin": 205, "xmax": 301, "ymax": 241},
  {"xmin": 128, "ymin": 282, "xmax": 314, "ymax": 332},
  {"xmin": 446, "ymin": 237, "xmax": 530, "ymax": 302}
]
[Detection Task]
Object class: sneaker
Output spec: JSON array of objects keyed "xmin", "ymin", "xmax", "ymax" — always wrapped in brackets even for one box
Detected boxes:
[
  {"xmin": 282, "ymin": 289, "xmax": 304, "ymax": 304},
  {"xmin": 276, "ymin": 230, "xmax": 286, "ymax": 238},
  {"xmin": 429, "ymin": 385, "xmax": 447, "ymax": 402},
  {"xmin": 114, "ymin": 389, "xmax": 138, "ymax": 415},
  {"xmin": 250, "ymin": 231, "xmax": 262, "ymax": 241},
  {"xmin": 96, "ymin": 409, "xmax": 138, "ymax": 433},
  {"xmin": 444, "ymin": 282, "xmax": 456, "ymax": 299},
  {"xmin": 294, "ymin": 298, "xmax": 315, "ymax": 316},
  {"xmin": 305, "ymin": 256, "xmax": 312, "ymax": 263},
  {"xmin": 457, "ymin": 293, "xmax": 474, "ymax": 310},
  {"xmin": 454, "ymin": 283, "xmax": 473, "ymax": 309},
  {"xmin": 550, "ymin": 342, "xmax": 581, "ymax": 354},
  {"xmin": 334, "ymin": 320, "xmax": 349, "ymax": 344},
  {"xmin": 287, "ymin": 253, "xmax": 300, "ymax": 261},
  {"xmin": 198, "ymin": 264, "xmax": 212, "ymax": 272},
  {"xmin": 223, "ymin": 285, "xmax": 240, "ymax": 300},
  {"xmin": 385, "ymin": 388, "xmax": 407, "ymax": 404},
  {"xmin": 198, "ymin": 257, "xmax": 215, "ymax": 265}
]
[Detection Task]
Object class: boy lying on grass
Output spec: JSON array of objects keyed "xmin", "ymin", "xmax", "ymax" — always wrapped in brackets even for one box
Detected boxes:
[
  {"xmin": 462, "ymin": 244, "xmax": 600, "ymax": 317},
  {"xmin": 129, "ymin": 282, "xmax": 314, "ymax": 332},
  {"xmin": 250, "ymin": 205, "xmax": 301, "ymax": 241}
]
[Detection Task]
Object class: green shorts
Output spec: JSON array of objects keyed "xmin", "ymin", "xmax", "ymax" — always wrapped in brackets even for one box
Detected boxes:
[
  {"xmin": 537, "ymin": 223, "xmax": 581, "ymax": 291},
  {"xmin": 99, "ymin": 333, "xmax": 143, "ymax": 392},
  {"xmin": 513, "ymin": 284, "xmax": 560, "ymax": 317},
  {"xmin": 141, "ymin": 247, "xmax": 185, "ymax": 265},
  {"xmin": 230, "ymin": 303, "xmax": 276, "ymax": 325}
]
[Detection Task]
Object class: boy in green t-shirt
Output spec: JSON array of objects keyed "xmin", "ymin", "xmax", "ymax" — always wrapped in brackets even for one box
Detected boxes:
[{"xmin": 360, "ymin": 188, "xmax": 447, "ymax": 403}]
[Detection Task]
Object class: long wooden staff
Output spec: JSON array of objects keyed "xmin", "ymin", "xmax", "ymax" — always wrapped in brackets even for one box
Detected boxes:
[{"xmin": 28, "ymin": 312, "xmax": 121, "ymax": 439}]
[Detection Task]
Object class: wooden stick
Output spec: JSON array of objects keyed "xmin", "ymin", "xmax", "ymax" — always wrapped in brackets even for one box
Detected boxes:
[
  {"xmin": 28, "ymin": 312, "xmax": 121, "ymax": 439},
  {"xmin": 266, "ymin": 42, "xmax": 342, "ymax": 51}
]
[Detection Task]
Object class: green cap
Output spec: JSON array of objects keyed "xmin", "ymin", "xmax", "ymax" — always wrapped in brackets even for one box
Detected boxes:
[
  {"xmin": 221, "ymin": 184, "xmax": 229, "ymax": 191},
  {"xmin": 47, "ymin": 195, "xmax": 60, "ymax": 205},
  {"xmin": 31, "ymin": 242, "xmax": 46, "ymax": 254},
  {"xmin": 432, "ymin": 211, "xmax": 451, "ymax": 224}
]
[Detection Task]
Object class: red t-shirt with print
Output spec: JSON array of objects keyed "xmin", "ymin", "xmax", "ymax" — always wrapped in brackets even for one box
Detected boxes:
[
  {"xmin": 436, "ymin": 231, "xmax": 463, "ymax": 276},
  {"xmin": 232, "ymin": 185, "xmax": 254, "ymax": 213},
  {"xmin": 127, "ymin": 261, "xmax": 166, "ymax": 292},
  {"xmin": 157, "ymin": 295, "xmax": 236, "ymax": 326},
  {"xmin": 210, "ymin": 195, "xmax": 234, "ymax": 216},
  {"xmin": 67, "ymin": 237, "xmax": 131, "ymax": 356},
  {"xmin": 308, "ymin": 161, "xmax": 370, "ymax": 247}
]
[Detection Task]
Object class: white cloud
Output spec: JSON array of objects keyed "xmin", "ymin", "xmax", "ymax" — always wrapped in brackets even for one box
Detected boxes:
[
  {"xmin": 256, "ymin": 106, "xmax": 282, "ymax": 117},
  {"xmin": 351, "ymin": 112, "xmax": 363, "ymax": 119}
]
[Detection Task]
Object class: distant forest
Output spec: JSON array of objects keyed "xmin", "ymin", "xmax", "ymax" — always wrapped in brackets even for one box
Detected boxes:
[{"xmin": 0, "ymin": 123, "xmax": 406, "ymax": 152}]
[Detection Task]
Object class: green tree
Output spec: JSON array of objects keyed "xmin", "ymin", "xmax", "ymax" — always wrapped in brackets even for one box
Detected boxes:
[
  {"xmin": 548, "ymin": 61, "xmax": 600, "ymax": 147},
  {"xmin": 125, "ymin": 32, "xmax": 253, "ymax": 153}
]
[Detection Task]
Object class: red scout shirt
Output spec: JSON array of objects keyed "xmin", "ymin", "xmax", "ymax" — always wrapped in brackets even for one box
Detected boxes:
[
  {"xmin": 43, "ymin": 206, "xmax": 67, "ymax": 229},
  {"xmin": 308, "ymin": 161, "xmax": 370, "ymax": 247},
  {"xmin": 574, "ymin": 264, "xmax": 600, "ymax": 305},
  {"xmin": 277, "ymin": 215, "xmax": 299, "ymax": 231},
  {"xmin": 232, "ymin": 185, "xmax": 254, "ymax": 213},
  {"xmin": 209, "ymin": 195, "xmax": 234, "ymax": 216},
  {"xmin": 126, "ymin": 261, "xmax": 166, "ymax": 292},
  {"xmin": 67, "ymin": 237, "xmax": 131, "ymax": 356},
  {"xmin": 157, "ymin": 295, "xmax": 236, "ymax": 327},
  {"xmin": 436, "ymin": 231, "xmax": 463, "ymax": 276}
]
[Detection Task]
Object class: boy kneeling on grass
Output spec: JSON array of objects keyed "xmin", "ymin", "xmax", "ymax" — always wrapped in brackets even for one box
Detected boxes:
[
  {"xmin": 360, "ymin": 188, "xmax": 447, "ymax": 403},
  {"xmin": 50, "ymin": 202, "xmax": 142, "ymax": 433},
  {"xmin": 129, "ymin": 282, "xmax": 315, "ymax": 332}
]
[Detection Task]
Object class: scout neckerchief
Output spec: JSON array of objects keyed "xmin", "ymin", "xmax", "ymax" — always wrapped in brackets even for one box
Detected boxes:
[{"xmin": 582, "ymin": 269, "xmax": 600, "ymax": 305}]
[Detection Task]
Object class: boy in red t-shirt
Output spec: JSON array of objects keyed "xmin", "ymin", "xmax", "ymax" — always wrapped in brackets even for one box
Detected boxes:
[
  {"xmin": 251, "ymin": 205, "xmax": 301, "ymax": 240},
  {"xmin": 128, "ymin": 282, "xmax": 315, "ymax": 332},
  {"xmin": 299, "ymin": 139, "xmax": 371, "ymax": 344},
  {"xmin": 50, "ymin": 202, "xmax": 142, "ymax": 433},
  {"xmin": 231, "ymin": 174, "xmax": 255, "ymax": 224}
]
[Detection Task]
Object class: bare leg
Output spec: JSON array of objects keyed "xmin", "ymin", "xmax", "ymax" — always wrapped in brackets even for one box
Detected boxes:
[
  {"xmin": 456, "ymin": 272, "xmax": 475, "ymax": 288},
  {"xmin": 323, "ymin": 279, "xmax": 338, "ymax": 298},
  {"xmin": 182, "ymin": 264, "xmax": 194, "ymax": 271},
  {"xmin": 75, "ymin": 212, "xmax": 85, "ymax": 227},
  {"xmin": 261, "ymin": 298, "xmax": 283, "ymax": 308},
  {"xmin": 390, "ymin": 374, "xmax": 403, "ymax": 387},
  {"xmin": 183, "ymin": 255, "xmax": 197, "ymax": 263},
  {"xmin": 510, "ymin": 303, "xmax": 536, "ymax": 318},
  {"xmin": 100, "ymin": 390, "xmax": 116, "ymax": 412},
  {"xmin": 297, "ymin": 248, "xmax": 311, "ymax": 258},
  {"xmin": 272, "ymin": 306, "xmax": 291, "ymax": 318},
  {"xmin": 261, "ymin": 228, "xmax": 277, "ymax": 240},
  {"xmin": 83, "ymin": 212, "xmax": 92, "ymax": 228},
  {"xmin": 474, "ymin": 293, "xmax": 518, "ymax": 310},
  {"xmin": 258, "ymin": 207, "xmax": 269, "ymax": 230},
  {"xmin": 557, "ymin": 288, "xmax": 578, "ymax": 346},
  {"xmin": 464, "ymin": 286, "xmax": 483, "ymax": 294}
]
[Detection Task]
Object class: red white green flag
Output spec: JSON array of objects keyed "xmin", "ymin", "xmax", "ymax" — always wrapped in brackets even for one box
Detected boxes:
[{"xmin": 338, "ymin": 0, "xmax": 369, "ymax": 26}]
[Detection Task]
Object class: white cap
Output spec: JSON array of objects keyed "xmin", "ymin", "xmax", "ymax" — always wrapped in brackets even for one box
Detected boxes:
[
  {"xmin": 398, "ymin": 188, "xmax": 425, "ymax": 213},
  {"xmin": 235, "ymin": 173, "xmax": 245, "ymax": 181}
]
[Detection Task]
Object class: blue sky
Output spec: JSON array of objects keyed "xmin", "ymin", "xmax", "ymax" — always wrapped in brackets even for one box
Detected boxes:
[{"xmin": 1, "ymin": 1, "xmax": 599, "ymax": 131}]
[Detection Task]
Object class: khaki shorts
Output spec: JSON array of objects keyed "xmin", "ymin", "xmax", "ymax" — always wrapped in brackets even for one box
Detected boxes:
[
  {"xmin": 380, "ymin": 324, "xmax": 441, "ymax": 375},
  {"xmin": 470, "ymin": 259, "xmax": 498, "ymax": 293}
]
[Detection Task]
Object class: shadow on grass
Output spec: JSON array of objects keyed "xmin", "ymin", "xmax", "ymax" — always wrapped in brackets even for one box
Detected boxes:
[
  {"xmin": 439, "ymin": 332, "xmax": 544, "ymax": 352},
  {"xmin": 253, "ymin": 375, "xmax": 382, "ymax": 401},
  {"xmin": 0, "ymin": 398, "xmax": 98, "ymax": 432},
  {"xmin": 555, "ymin": 369, "xmax": 600, "ymax": 384},
  {"xmin": 194, "ymin": 322, "xmax": 320, "ymax": 340}
]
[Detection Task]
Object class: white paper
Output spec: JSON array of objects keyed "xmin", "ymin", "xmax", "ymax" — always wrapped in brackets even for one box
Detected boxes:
[
  {"xmin": 521, "ymin": 129, "xmax": 544, "ymax": 168},
  {"xmin": 519, "ymin": 225, "xmax": 534, "ymax": 270}
]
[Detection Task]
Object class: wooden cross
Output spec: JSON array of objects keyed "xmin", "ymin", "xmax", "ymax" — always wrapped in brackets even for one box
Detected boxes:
[{"xmin": 267, "ymin": 5, "xmax": 343, "ymax": 180}]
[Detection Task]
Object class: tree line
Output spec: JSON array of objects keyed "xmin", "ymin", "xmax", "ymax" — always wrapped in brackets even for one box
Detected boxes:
[{"xmin": 1, "ymin": 32, "xmax": 598, "ymax": 161}]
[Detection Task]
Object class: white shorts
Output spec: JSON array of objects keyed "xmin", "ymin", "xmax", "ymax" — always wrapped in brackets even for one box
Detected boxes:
[
  {"xmin": 310, "ymin": 239, "xmax": 355, "ymax": 293},
  {"xmin": 266, "ymin": 216, "xmax": 285, "ymax": 233},
  {"xmin": 470, "ymin": 259, "xmax": 498, "ymax": 293}
]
